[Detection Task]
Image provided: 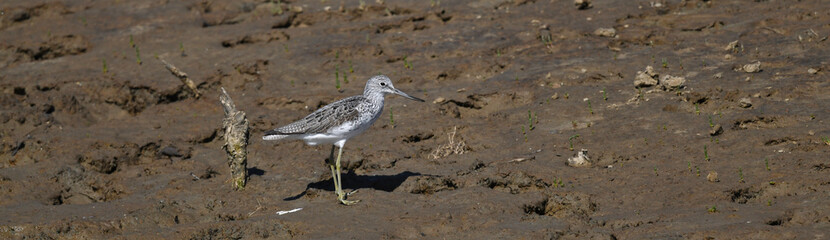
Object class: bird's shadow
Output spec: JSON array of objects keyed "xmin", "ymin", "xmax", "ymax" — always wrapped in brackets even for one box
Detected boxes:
[{"xmin": 283, "ymin": 170, "xmax": 421, "ymax": 201}]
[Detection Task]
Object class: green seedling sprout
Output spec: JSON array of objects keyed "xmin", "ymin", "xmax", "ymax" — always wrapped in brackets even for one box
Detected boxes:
[
  {"xmin": 708, "ymin": 115, "xmax": 714, "ymax": 128},
  {"xmin": 349, "ymin": 60, "xmax": 354, "ymax": 73},
  {"xmin": 129, "ymin": 35, "xmax": 135, "ymax": 48},
  {"xmin": 102, "ymin": 59, "xmax": 108, "ymax": 73},
  {"xmin": 661, "ymin": 58, "xmax": 668, "ymax": 68},
  {"xmin": 343, "ymin": 71, "xmax": 349, "ymax": 84},
  {"xmin": 695, "ymin": 166, "xmax": 701, "ymax": 177},
  {"xmin": 688, "ymin": 161, "xmax": 692, "ymax": 173},
  {"xmin": 765, "ymin": 158, "xmax": 770, "ymax": 171},
  {"xmin": 695, "ymin": 103, "xmax": 700, "ymax": 115},
  {"xmin": 822, "ymin": 136, "xmax": 830, "ymax": 145},
  {"xmin": 389, "ymin": 108, "xmax": 395, "ymax": 128},
  {"xmin": 738, "ymin": 168, "xmax": 745, "ymax": 183},
  {"xmin": 80, "ymin": 17, "xmax": 87, "ymax": 26},
  {"xmin": 587, "ymin": 99, "xmax": 593, "ymax": 115},
  {"xmin": 653, "ymin": 167, "xmax": 658, "ymax": 176},
  {"xmin": 335, "ymin": 64, "xmax": 341, "ymax": 90},
  {"xmin": 704, "ymin": 145, "xmax": 710, "ymax": 161},
  {"xmin": 179, "ymin": 42, "xmax": 186, "ymax": 57},
  {"xmin": 135, "ymin": 46, "xmax": 142, "ymax": 65},
  {"xmin": 767, "ymin": 200, "xmax": 772, "ymax": 206},
  {"xmin": 521, "ymin": 126, "xmax": 527, "ymax": 142},
  {"xmin": 708, "ymin": 205, "xmax": 718, "ymax": 213},
  {"xmin": 602, "ymin": 88, "xmax": 607, "ymax": 101},
  {"xmin": 527, "ymin": 110, "xmax": 535, "ymax": 130},
  {"xmin": 568, "ymin": 134, "xmax": 579, "ymax": 150}
]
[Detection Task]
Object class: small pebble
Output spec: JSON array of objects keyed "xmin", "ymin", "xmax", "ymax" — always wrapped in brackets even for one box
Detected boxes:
[
  {"xmin": 707, "ymin": 172, "xmax": 719, "ymax": 182},
  {"xmin": 710, "ymin": 124, "xmax": 723, "ymax": 136},
  {"xmin": 743, "ymin": 61, "xmax": 762, "ymax": 73},
  {"xmin": 807, "ymin": 68, "xmax": 819, "ymax": 74},
  {"xmin": 739, "ymin": 97, "xmax": 752, "ymax": 108},
  {"xmin": 433, "ymin": 97, "xmax": 446, "ymax": 104}
]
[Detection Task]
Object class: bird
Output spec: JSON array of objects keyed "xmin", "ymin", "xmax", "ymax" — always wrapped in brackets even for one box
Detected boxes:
[{"xmin": 263, "ymin": 75, "xmax": 424, "ymax": 205}]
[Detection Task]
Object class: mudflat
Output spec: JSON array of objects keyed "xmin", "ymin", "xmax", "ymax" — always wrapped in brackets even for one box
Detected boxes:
[{"xmin": 1, "ymin": 0, "xmax": 829, "ymax": 238}]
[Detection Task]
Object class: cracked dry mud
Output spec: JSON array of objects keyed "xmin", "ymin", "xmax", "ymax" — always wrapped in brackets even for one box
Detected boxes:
[{"xmin": 1, "ymin": 0, "xmax": 829, "ymax": 238}]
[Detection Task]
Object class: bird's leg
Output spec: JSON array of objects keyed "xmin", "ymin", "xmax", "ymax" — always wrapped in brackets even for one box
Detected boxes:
[
  {"xmin": 335, "ymin": 146, "xmax": 359, "ymax": 205},
  {"xmin": 327, "ymin": 145, "xmax": 341, "ymax": 198}
]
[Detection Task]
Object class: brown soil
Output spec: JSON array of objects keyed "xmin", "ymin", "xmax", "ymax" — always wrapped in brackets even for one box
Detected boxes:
[{"xmin": 2, "ymin": 0, "xmax": 830, "ymax": 239}]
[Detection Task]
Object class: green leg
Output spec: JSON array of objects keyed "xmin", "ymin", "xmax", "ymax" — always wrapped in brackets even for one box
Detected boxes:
[
  {"xmin": 334, "ymin": 146, "xmax": 359, "ymax": 205},
  {"xmin": 327, "ymin": 146, "xmax": 341, "ymax": 198}
]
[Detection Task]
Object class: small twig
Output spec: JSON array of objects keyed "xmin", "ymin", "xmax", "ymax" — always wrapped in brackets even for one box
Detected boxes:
[
  {"xmin": 190, "ymin": 172, "xmax": 200, "ymax": 180},
  {"xmin": 160, "ymin": 59, "xmax": 201, "ymax": 98},
  {"xmin": 249, "ymin": 199, "xmax": 264, "ymax": 216}
]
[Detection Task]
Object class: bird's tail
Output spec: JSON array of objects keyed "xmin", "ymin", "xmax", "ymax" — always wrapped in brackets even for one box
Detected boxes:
[
  {"xmin": 262, "ymin": 134, "xmax": 289, "ymax": 141},
  {"xmin": 263, "ymin": 129, "xmax": 293, "ymax": 141}
]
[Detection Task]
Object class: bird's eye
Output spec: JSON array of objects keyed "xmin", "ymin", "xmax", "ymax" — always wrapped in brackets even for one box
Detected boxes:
[{"xmin": 380, "ymin": 82, "xmax": 386, "ymax": 86}]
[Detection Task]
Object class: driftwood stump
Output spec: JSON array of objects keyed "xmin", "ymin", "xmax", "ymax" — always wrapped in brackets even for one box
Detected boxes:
[{"xmin": 220, "ymin": 87, "xmax": 249, "ymax": 190}]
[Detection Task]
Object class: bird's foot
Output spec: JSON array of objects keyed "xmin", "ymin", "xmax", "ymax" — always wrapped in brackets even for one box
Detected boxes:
[
  {"xmin": 346, "ymin": 189, "xmax": 358, "ymax": 196},
  {"xmin": 336, "ymin": 190, "xmax": 360, "ymax": 205},
  {"xmin": 338, "ymin": 198, "xmax": 361, "ymax": 205}
]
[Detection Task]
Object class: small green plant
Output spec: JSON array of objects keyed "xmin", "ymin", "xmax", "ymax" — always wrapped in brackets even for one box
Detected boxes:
[
  {"xmin": 822, "ymin": 136, "xmax": 830, "ymax": 145},
  {"xmin": 335, "ymin": 64, "xmax": 341, "ymax": 90},
  {"xmin": 601, "ymin": 88, "xmax": 607, "ymax": 101},
  {"xmin": 496, "ymin": 49, "xmax": 502, "ymax": 57},
  {"xmin": 335, "ymin": 50, "xmax": 339, "ymax": 59},
  {"xmin": 587, "ymin": 99, "xmax": 594, "ymax": 115},
  {"xmin": 708, "ymin": 115, "xmax": 714, "ymax": 128},
  {"xmin": 688, "ymin": 161, "xmax": 692, "ymax": 173},
  {"xmin": 695, "ymin": 103, "xmax": 700, "ymax": 115},
  {"xmin": 738, "ymin": 168, "xmax": 745, "ymax": 183},
  {"xmin": 696, "ymin": 166, "xmax": 701, "ymax": 177},
  {"xmin": 275, "ymin": 0, "xmax": 284, "ymax": 15},
  {"xmin": 767, "ymin": 200, "xmax": 772, "ymax": 206},
  {"xmin": 708, "ymin": 205, "xmax": 718, "ymax": 213},
  {"xmin": 653, "ymin": 167, "xmax": 658, "ymax": 176},
  {"xmin": 290, "ymin": 79, "xmax": 295, "ymax": 87},
  {"xmin": 179, "ymin": 42, "xmax": 186, "ymax": 56},
  {"xmin": 403, "ymin": 56, "xmax": 412, "ymax": 70},
  {"xmin": 134, "ymin": 46, "xmax": 142, "ymax": 65},
  {"xmin": 552, "ymin": 177, "xmax": 564, "ymax": 188},
  {"xmin": 704, "ymin": 145, "xmax": 710, "ymax": 161},
  {"xmin": 765, "ymin": 158, "xmax": 770, "ymax": 171},
  {"xmin": 282, "ymin": 44, "xmax": 289, "ymax": 53},
  {"xmin": 129, "ymin": 35, "xmax": 135, "ymax": 48},
  {"xmin": 568, "ymin": 134, "xmax": 580, "ymax": 150},
  {"xmin": 661, "ymin": 58, "xmax": 668, "ymax": 68},
  {"xmin": 80, "ymin": 17, "xmax": 87, "ymax": 26},
  {"xmin": 389, "ymin": 108, "xmax": 395, "ymax": 128},
  {"xmin": 564, "ymin": 93, "xmax": 569, "ymax": 99},
  {"xmin": 343, "ymin": 71, "xmax": 348, "ymax": 84},
  {"xmin": 349, "ymin": 60, "xmax": 354, "ymax": 73},
  {"xmin": 527, "ymin": 110, "xmax": 535, "ymax": 130},
  {"xmin": 521, "ymin": 126, "xmax": 527, "ymax": 142},
  {"xmin": 102, "ymin": 59, "xmax": 108, "ymax": 73}
]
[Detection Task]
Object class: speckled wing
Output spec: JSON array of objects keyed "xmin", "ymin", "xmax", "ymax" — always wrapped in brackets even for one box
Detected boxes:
[{"xmin": 264, "ymin": 96, "xmax": 363, "ymax": 137}]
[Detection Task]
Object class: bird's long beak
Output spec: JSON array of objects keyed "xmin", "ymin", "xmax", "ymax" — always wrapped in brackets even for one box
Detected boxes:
[{"xmin": 393, "ymin": 88, "xmax": 425, "ymax": 102}]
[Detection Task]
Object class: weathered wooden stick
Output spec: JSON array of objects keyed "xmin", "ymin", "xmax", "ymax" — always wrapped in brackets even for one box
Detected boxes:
[
  {"xmin": 220, "ymin": 87, "xmax": 249, "ymax": 190},
  {"xmin": 160, "ymin": 59, "xmax": 201, "ymax": 98}
]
